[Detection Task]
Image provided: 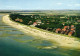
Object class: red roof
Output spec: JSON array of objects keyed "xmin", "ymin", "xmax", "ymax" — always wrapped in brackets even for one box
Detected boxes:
[{"xmin": 33, "ymin": 22, "xmax": 37, "ymax": 25}]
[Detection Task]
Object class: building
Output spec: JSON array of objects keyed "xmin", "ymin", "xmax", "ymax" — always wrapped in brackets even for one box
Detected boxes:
[
  {"xmin": 33, "ymin": 22, "xmax": 37, "ymax": 26},
  {"xmin": 36, "ymin": 20, "xmax": 41, "ymax": 24}
]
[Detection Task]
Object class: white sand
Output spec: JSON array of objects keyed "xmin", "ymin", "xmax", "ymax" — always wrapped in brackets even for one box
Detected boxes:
[{"xmin": 2, "ymin": 15, "xmax": 80, "ymax": 49}]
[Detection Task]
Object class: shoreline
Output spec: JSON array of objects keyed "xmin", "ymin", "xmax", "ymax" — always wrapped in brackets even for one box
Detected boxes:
[{"xmin": 2, "ymin": 15, "xmax": 80, "ymax": 49}]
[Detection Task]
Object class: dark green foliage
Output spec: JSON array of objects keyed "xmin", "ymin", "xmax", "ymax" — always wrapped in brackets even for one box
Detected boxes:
[
  {"xmin": 75, "ymin": 24, "xmax": 80, "ymax": 38},
  {"xmin": 0, "ymin": 12, "xmax": 11, "ymax": 13},
  {"xmin": 9, "ymin": 14, "xmax": 80, "ymax": 38},
  {"xmin": 9, "ymin": 14, "xmax": 20, "ymax": 20}
]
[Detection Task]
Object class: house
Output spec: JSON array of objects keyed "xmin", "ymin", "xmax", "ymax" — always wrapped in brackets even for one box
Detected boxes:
[
  {"xmin": 77, "ymin": 20, "xmax": 80, "ymax": 22},
  {"xmin": 41, "ymin": 23, "xmax": 44, "ymax": 25},
  {"xmin": 28, "ymin": 21, "xmax": 32, "ymax": 24},
  {"xmin": 47, "ymin": 23, "xmax": 49, "ymax": 24},
  {"xmin": 64, "ymin": 26, "xmax": 69, "ymax": 29},
  {"xmin": 36, "ymin": 20, "xmax": 41, "ymax": 24},
  {"xmin": 31, "ymin": 16, "xmax": 33, "ymax": 18},
  {"xmin": 55, "ymin": 28, "xmax": 61, "ymax": 33},
  {"xmin": 60, "ymin": 17, "xmax": 65, "ymax": 18},
  {"xmin": 68, "ymin": 30, "xmax": 75, "ymax": 36},
  {"xmin": 15, "ymin": 18, "xmax": 20, "ymax": 21},
  {"xmin": 19, "ymin": 19, "xmax": 23, "ymax": 22},
  {"xmin": 15, "ymin": 18, "xmax": 23, "ymax": 22},
  {"xmin": 61, "ymin": 28, "xmax": 66, "ymax": 34},
  {"xmin": 33, "ymin": 22, "xmax": 37, "ymax": 26},
  {"xmin": 37, "ymin": 24, "xmax": 40, "ymax": 25},
  {"xmin": 71, "ymin": 25, "xmax": 75, "ymax": 30}
]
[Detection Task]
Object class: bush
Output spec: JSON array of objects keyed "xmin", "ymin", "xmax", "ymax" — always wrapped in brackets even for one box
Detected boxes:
[{"xmin": 9, "ymin": 13, "xmax": 20, "ymax": 20}]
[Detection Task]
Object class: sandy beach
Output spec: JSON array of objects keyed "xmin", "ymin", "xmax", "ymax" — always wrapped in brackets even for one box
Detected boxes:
[{"xmin": 2, "ymin": 15, "xmax": 80, "ymax": 49}]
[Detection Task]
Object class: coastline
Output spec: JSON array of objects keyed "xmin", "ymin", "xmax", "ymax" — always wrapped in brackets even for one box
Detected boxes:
[{"xmin": 2, "ymin": 15, "xmax": 80, "ymax": 49}]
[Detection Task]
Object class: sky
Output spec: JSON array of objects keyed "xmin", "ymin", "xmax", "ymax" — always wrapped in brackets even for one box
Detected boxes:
[{"xmin": 0, "ymin": 0, "xmax": 80, "ymax": 10}]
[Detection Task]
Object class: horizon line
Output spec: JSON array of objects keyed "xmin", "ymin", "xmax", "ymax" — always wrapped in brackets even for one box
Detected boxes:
[{"xmin": 0, "ymin": 9, "xmax": 80, "ymax": 11}]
